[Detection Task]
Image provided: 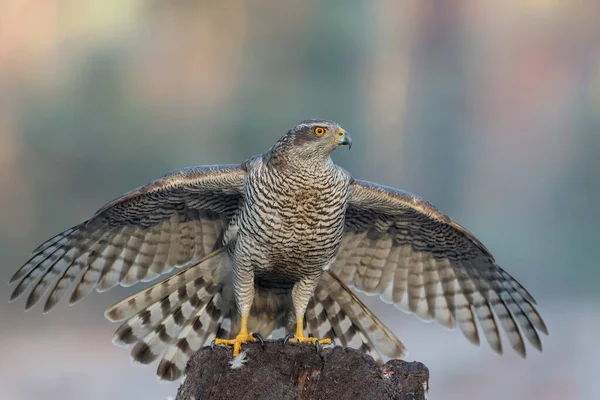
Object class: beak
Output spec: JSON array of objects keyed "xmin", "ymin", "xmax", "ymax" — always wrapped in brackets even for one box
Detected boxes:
[{"xmin": 339, "ymin": 131, "xmax": 352, "ymax": 149}]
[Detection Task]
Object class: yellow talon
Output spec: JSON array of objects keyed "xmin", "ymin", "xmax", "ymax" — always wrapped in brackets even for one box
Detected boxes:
[
  {"xmin": 290, "ymin": 335, "xmax": 333, "ymax": 345},
  {"xmin": 214, "ymin": 331, "xmax": 258, "ymax": 356},
  {"xmin": 286, "ymin": 316, "xmax": 333, "ymax": 346},
  {"xmin": 213, "ymin": 314, "xmax": 258, "ymax": 356}
]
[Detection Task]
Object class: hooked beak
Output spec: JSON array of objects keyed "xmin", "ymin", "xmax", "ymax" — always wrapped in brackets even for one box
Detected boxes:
[{"xmin": 338, "ymin": 131, "xmax": 352, "ymax": 149}]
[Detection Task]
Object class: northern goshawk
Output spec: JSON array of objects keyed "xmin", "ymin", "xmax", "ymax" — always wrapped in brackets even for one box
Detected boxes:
[{"xmin": 10, "ymin": 120, "xmax": 548, "ymax": 380}]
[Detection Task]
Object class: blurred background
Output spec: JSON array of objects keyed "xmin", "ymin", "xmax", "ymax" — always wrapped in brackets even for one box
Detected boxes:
[{"xmin": 1, "ymin": 1, "xmax": 599, "ymax": 399}]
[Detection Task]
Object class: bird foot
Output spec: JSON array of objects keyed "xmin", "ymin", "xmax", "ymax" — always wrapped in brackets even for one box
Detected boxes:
[
  {"xmin": 283, "ymin": 333, "xmax": 335, "ymax": 350},
  {"xmin": 213, "ymin": 332, "xmax": 262, "ymax": 356}
]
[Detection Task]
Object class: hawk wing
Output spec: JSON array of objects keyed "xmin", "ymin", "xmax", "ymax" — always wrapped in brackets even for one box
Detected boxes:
[
  {"xmin": 10, "ymin": 164, "xmax": 246, "ymax": 313},
  {"xmin": 329, "ymin": 179, "xmax": 548, "ymax": 357}
]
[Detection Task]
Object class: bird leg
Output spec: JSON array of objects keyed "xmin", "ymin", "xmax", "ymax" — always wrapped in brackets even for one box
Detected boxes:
[
  {"xmin": 213, "ymin": 314, "xmax": 259, "ymax": 356},
  {"xmin": 285, "ymin": 277, "xmax": 334, "ymax": 348}
]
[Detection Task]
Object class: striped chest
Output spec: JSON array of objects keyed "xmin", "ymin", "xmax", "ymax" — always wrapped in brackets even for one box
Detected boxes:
[{"xmin": 238, "ymin": 160, "xmax": 350, "ymax": 270}]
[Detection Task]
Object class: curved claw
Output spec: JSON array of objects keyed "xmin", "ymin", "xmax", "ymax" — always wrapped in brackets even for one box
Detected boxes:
[
  {"xmin": 283, "ymin": 333, "xmax": 294, "ymax": 346},
  {"xmin": 210, "ymin": 339, "xmax": 216, "ymax": 350},
  {"xmin": 315, "ymin": 338, "xmax": 336, "ymax": 351},
  {"xmin": 252, "ymin": 332, "xmax": 265, "ymax": 348}
]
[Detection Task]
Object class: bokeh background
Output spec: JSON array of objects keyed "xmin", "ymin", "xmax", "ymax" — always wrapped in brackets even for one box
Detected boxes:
[{"xmin": 1, "ymin": 1, "xmax": 599, "ymax": 399}]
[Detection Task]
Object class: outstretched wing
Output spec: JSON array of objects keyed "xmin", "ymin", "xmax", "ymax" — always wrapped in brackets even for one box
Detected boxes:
[
  {"xmin": 329, "ymin": 179, "xmax": 548, "ymax": 357},
  {"xmin": 10, "ymin": 164, "xmax": 246, "ymax": 313}
]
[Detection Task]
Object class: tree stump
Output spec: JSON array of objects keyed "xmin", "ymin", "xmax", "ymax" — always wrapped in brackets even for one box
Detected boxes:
[{"xmin": 176, "ymin": 340, "xmax": 429, "ymax": 400}]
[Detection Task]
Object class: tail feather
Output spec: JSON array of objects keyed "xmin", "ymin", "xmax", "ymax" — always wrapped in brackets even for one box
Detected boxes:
[
  {"xmin": 129, "ymin": 286, "xmax": 223, "ymax": 365},
  {"xmin": 306, "ymin": 292, "xmax": 376, "ymax": 359},
  {"xmin": 112, "ymin": 278, "xmax": 220, "ymax": 347},
  {"xmin": 106, "ymin": 255, "xmax": 405, "ymax": 382},
  {"xmin": 305, "ymin": 297, "xmax": 336, "ymax": 338},
  {"xmin": 104, "ymin": 247, "xmax": 226, "ymax": 322},
  {"xmin": 314, "ymin": 271, "xmax": 407, "ymax": 361},
  {"xmin": 157, "ymin": 293, "xmax": 231, "ymax": 381},
  {"xmin": 106, "ymin": 247, "xmax": 230, "ymax": 381}
]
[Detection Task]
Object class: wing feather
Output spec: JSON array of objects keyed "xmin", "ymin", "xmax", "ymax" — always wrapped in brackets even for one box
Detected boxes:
[
  {"xmin": 331, "ymin": 179, "xmax": 548, "ymax": 357},
  {"xmin": 10, "ymin": 164, "xmax": 245, "ymax": 312}
]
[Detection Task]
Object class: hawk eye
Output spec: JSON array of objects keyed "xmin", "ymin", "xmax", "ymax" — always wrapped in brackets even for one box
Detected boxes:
[{"xmin": 314, "ymin": 127, "xmax": 325, "ymax": 136}]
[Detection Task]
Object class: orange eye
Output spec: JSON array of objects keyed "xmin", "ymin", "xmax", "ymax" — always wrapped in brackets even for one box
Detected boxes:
[{"xmin": 314, "ymin": 127, "xmax": 325, "ymax": 136}]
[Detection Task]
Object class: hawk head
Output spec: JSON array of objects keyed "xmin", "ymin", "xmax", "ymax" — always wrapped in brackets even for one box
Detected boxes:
[{"xmin": 274, "ymin": 119, "xmax": 352, "ymax": 161}]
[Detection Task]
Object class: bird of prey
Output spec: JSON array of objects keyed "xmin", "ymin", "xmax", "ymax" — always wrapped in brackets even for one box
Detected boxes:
[{"xmin": 9, "ymin": 120, "xmax": 548, "ymax": 381}]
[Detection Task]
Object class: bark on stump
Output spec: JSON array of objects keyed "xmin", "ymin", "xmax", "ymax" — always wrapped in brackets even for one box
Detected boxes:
[{"xmin": 176, "ymin": 340, "xmax": 429, "ymax": 400}]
